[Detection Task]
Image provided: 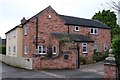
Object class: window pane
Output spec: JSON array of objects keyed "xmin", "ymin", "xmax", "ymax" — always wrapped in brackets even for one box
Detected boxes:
[
  {"xmin": 83, "ymin": 47, "xmax": 87, "ymax": 52},
  {"xmin": 82, "ymin": 43, "xmax": 87, "ymax": 53},
  {"xmin": 91, "ymin": 28, "xmax": 93, "ymax": 34},
  {"xmin": 94, "ymin": 29, "xmax": 98, "ymax": 34},
  {"xmin": 75, "ymin": 26, "xmax": 79, "ymax": 31},
  {"xmin": 53, "ymin": 46, "xmax": 57, "ymax": 54},
  {"xmin": 104, "ymin": 44, "xmax": 108, "ymax": 51},
  {"xmin": 39, "ymin": 46, "xmax": 42, "ymax": 53},
  {"xmin": 53, "ymin": 46, "xmax": 56, "ymax": 53},
  {"xmin": 43, "ymin": 46, "xmax": 46, "ymax": 53},
  {"xmin": 76, "ymin": 27, "xmax": 78, "ymax": 30}
]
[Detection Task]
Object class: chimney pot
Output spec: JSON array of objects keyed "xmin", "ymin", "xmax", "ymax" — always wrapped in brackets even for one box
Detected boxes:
[{"xmin": 21, "ymin": 17, "xmax": 27, "ymax": 24}]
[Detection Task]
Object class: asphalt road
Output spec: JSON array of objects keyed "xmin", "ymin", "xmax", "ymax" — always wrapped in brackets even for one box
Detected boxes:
[{"xmin": 0, "ymin": 61, "xmax": 104, "ymax": 80}]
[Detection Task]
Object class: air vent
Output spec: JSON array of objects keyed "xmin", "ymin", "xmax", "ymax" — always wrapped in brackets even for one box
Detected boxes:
[{"xmin": 48, "ymin": 15, "xmax": 51, "ymax": 19}]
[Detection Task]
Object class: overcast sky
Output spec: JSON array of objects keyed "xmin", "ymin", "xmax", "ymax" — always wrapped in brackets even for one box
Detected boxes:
[{"xmin": 0, "ymin": 0, "xmax": 119, "ymax": 39}]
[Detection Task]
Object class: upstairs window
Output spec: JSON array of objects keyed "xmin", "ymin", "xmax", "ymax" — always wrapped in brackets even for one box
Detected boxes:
[
  {"xmin": 24, "ymin": 25, "xmax": 28, "ymax": 36},
  {"xmin": 38, "ymin": 46, "xmax": 47, "ymax": 54},
  {"xmin": 52, "ymin": 45, "xmax": 57, "ymax": 54},
  {"xmin": 82, "ymin": 43, "xmax": 87, "ymax": 53},
  {"xmin": 75, "ymin": 26, "xmax": 80, "ymax": 31},
  {"xmin": 90, "ymin": 28, "xmax": 98, "ymax": 35}
]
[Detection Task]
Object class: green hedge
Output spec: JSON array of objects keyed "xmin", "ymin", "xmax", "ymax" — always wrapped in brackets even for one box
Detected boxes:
[{"xmin": 92, "ymin": 50, "xmax": 109, "ymax": 62}]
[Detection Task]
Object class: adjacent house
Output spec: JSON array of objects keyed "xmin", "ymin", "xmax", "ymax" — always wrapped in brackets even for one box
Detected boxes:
[
  {"xmin": 5, "ymin": 25, "xmax": 23, "ymax": 57},
  {"xmin": 2, "ymin": 39, "xmax": 6, "ymax": 46},
  {"xmin": 5, "ymin": 6, "xmax": 111, "ymax": 69}
]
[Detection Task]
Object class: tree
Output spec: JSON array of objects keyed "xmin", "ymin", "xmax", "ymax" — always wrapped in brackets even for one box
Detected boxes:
[
  {"xmin": 92, "ymin": 10, "xmax": 120, "ymax": 40},
  {"xmin": 112, "ymin": 34, "xmax": 120, "ymax": 65},
  {"xmin": 106, "ymin": 0, "xmax": 120, "ymax": 12},
  {"xmin": 112, "ymin": 34, "xmax": 120, "ymax": 79}
]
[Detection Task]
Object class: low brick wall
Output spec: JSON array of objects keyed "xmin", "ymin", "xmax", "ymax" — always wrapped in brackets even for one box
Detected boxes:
[
  {"xmin": 33, "ymin": 50, "xmax": 77, "ymax": 70},
  {"xmin": 104, "ymin": 54, "xmax": 116, "ymax": 79}
]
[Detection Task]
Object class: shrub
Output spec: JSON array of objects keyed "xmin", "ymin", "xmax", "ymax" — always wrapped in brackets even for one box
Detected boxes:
[
  {"xmin": 101, "ymin": 50, "xmax": 109, "ymax": 60},
  {"xmin": 92, "ymin": 51, "xmax": 109, "ymax": 62},
  {"xmin": 112, "ymin": 34, "xmax": 120, "ymax": 66},
  {"xmin": 2, "ymin": 45, "xmax": 6, "ymax": 55},
  {"xmin": 46, "ymin": 46, "xmax": 52, "ymax": 58},
  {"xmin": 79, "ymin": 55, "xmax": 86, "ymax": 64},
  {"xmin": 86, "ymin": 57, "xmax": 93, "ymax": 64}
]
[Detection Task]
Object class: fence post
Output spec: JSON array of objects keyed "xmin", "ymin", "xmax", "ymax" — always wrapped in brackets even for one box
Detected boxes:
[{"xmin": 104, "ymin": 54, "xmax": 117, "ymax": 79}]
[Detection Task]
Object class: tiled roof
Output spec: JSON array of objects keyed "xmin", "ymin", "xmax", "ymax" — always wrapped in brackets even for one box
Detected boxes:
[
  {"xmin": 60, "ymin": 15, "xmax": 110, "ymax": 29},
  {"xmin": 51, "ymin": 32, "xmax": 94, "ymax": 42}
]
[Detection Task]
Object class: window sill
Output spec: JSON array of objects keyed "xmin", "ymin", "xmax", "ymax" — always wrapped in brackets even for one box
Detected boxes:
[
  {"xmin": 75, "ymin": 30, "xmax": 79, "ymax": 32},
  {"xmin": 38, "ymin": 53, "xmax": 47, "ymax": 54},
  {"xmin": 82, "ymin": 52, "xmax": 87, "ymax": 54},
  {"xmin": 53, "ymin": 53, "xmax": 57, "ymax": 55},
  {"xmin": 24, "ymin": 53, "xmax": 27, "ymax": 54}
]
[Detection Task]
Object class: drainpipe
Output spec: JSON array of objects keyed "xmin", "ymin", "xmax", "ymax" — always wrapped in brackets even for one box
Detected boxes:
[
  {"xmin": 36, "ymin": 16, "xmax": 38, "ymax": 50},
  {"xmin": 77, "ymin": 43, "xmax": 80, "ymax": 68},
  {"xmin": 68, "ymin": 25, "xmax": 69, "ymax": 34}
]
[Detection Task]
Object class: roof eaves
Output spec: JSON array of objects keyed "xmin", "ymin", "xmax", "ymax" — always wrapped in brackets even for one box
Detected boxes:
[{"xmin": 5, "ymin": 25, "xmax": 20, "ymax": 34}]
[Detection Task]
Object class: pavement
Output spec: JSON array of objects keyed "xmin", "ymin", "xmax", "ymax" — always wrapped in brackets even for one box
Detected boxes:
[{"xmin": 0, "ymin": 61, "xmax": 104, "ymax": 79}]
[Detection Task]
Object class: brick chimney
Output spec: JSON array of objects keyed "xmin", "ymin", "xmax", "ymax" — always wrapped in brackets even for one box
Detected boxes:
[{"xmin": 21, "ymin": 17, "xmax": 27, "ymax": 24}]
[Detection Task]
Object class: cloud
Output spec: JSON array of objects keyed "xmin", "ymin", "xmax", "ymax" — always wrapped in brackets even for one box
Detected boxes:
[{"xmin": 0, "ymin": 0, "xmax": 120, "ymax": 38}]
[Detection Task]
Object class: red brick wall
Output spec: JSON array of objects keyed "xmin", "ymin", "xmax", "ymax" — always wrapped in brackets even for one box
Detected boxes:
[
  {"xmin": 32, "ymin": 43, "xmax": 77, "ymax": 70},
  {"xmin": 23, "ymin": 6, "xmax": 111, "ymax": 58},
  {"xmin": 23, "ymin": 7, "xmax": 68, "ymax": 57},
  {"xmin": 104, "ymin": 64, "xmax": 116, "ymax": 79},
  {"xmin": 69, "ymin": 25, "xmax": 111, "ymax": 52}
]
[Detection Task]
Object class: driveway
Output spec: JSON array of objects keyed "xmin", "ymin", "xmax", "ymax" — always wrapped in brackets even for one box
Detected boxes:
[
  {"xmin": 1, "ymin": 61, "xmax": 104, "ymax": 79},
  {"xmin": 43, "ymin": 61, "xmax": 104, "ymax": 78}
]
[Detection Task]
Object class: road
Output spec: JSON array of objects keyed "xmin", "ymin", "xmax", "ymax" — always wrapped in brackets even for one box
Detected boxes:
[{"xmin": 0, "ymin": 61, "xmax": 104, "ymax": 80}]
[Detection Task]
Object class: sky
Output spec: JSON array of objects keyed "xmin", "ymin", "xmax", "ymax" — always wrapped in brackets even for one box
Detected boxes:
[{"xmin": 0, "ymin": 0, "xmax": 120, "ymax": 39}]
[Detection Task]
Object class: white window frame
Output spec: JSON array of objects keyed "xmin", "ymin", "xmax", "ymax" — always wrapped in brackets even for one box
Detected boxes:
[
  {"xmin": 82, "ymin": 43, "xmax": 87, "ymax": 53},
  {"xmin": 38, "ymin": 46, "xmax": 47, "ymax": 54},
  {"xmin": 24, "ymin": 25, "xmax": 27, "ymax": 36},
  {"xmin": 75, "ymin": 26, "xmax": 80, "ymax": 31},
  {"xmin": 24, "ymin": 45, "xmax": 27, "ymax": 54},
  {"xmin": 104, "ymin": 43, "xmax": 108, "ymax": 51},
  {"xmin": 52, "ymin": 45, "xmax": 57, "ymax": 54},
  {"xmin": 90, "ymin": 28, "xmax": 98, "ymax": 35}
]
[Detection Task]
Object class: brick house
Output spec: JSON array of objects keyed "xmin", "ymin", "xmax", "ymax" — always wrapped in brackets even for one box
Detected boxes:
[
  {"xmin": 22, "ymin": 6, "xmax": 111, "ymax": 68},
  {"xmin": 19, "ymin": 6, "xmax": 111, "ymax": 69}
]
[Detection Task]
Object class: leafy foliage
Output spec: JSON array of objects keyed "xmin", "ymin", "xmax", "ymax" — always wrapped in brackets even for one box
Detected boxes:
[
  {"xmin": 92, "ymin": 51, "xmax": 109, "ymax": 62},
  {"xmin": 46, "ymin": 45, "xmax": 52, "ymax": 58},
  {"xmin": 2, "ymin": 45, "xmax": 6, "ymax": 55},
  {"xmin": 79, "ymin": 55, "xmax": 86, "ymax": 64},
  {"xmin": 92, "ymin": 10, "xmax": 120, "ymax": 40},
  {"xmin": 112, "ymin": 34, "xmax": 120, "ymax": 65}
]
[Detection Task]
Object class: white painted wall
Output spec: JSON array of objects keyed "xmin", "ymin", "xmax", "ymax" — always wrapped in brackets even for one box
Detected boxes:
[{"xmin": 0, "ymin": 54, "xmax": 32, "ymax": 70}]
